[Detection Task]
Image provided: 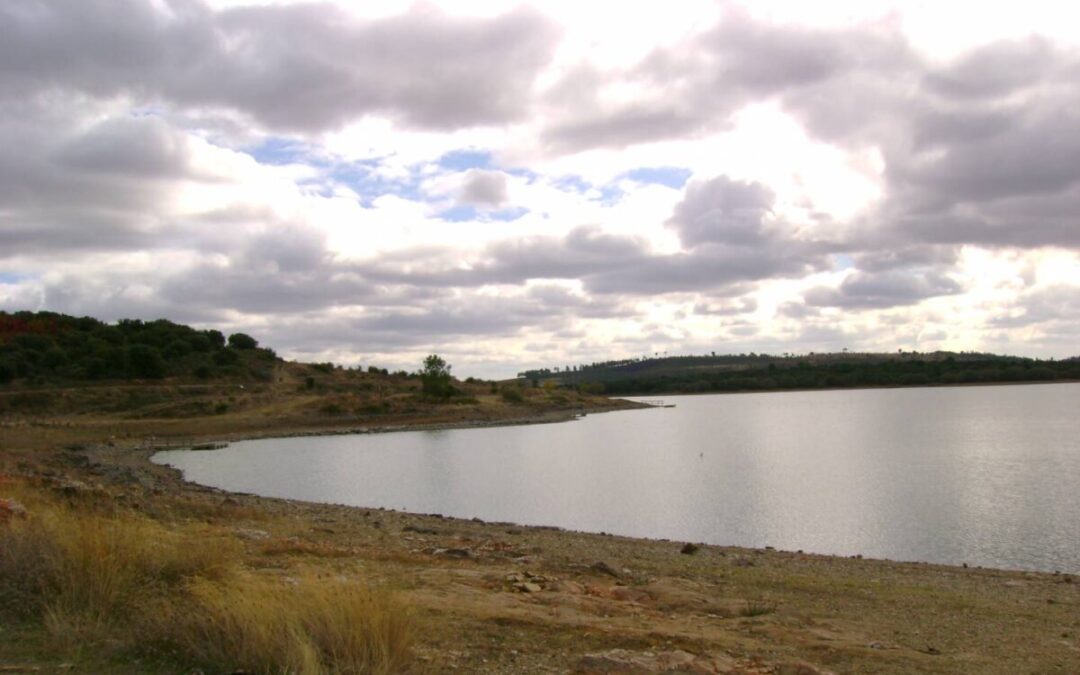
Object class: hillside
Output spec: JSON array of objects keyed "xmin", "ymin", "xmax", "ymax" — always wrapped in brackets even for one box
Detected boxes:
[
  {"xmin": 521, "ymin": 350, "xmax": 1080, "ymax": 395},
  {"xmin": 0, "ymin": 311, "xmax": 633, "ymax": 425}
]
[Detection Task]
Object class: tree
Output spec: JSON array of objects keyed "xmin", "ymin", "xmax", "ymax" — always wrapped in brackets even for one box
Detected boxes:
[
  {"xmin": 127, "ymin": 345, "xmax": 166, "ymax": 379},
  {"xmin": 228, "ymin": 333, "xmax": 258, "ymax": 350},
  {"xmin": 420, "ymin": 354, "xmax": 452, "ymax": 399}
]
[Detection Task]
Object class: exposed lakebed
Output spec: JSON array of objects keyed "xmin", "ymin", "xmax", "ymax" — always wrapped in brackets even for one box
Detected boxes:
[{"xmin": 154, "ymin": 382, "xmax": 1080, "ymax": 573}]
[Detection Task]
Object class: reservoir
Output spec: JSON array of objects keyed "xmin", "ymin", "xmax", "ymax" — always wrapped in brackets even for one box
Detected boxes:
[{"xmin": 153, "ymin": 382, "xmax": 1080, "ymax": 573}]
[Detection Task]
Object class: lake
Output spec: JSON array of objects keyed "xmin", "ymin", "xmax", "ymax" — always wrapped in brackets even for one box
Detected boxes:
[{"xmin": 153, "ymin": 382, "xmax": 1080, "ymax": 573}]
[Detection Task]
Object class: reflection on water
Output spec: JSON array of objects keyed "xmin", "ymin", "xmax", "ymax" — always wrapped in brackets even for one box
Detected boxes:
[{"xmin": 154, "ymin": 382, "xmax": 1080, "ymax": 572}]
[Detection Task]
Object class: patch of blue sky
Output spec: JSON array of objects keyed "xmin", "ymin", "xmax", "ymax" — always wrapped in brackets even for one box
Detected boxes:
[
  {"xmin": 438, "ymin": 205, "xmax": 479, "ymax": 222},
  {"xmin": 436, "ymin": 205, "xmax": 529, "ymax": 223},
  {"xmin": 322, "ymin": 160, "xmax": 426, "ymax": 206},
  {"xmin": 591, "ymin": 183, "xmax": 624, "ymax": 205},
  {"xmin": 504, "ymin": 166, "xmax": 539, "ymax": 183},
  {"xmin": 552, "ymin": 175, "xmax": 592, "ymax": 194},
  {"xmin": 437, "ymin": 149, "xmax": 494, "ymax": 171},
  {"xmin": 624, "ymin": 166, "xmax": 692, "ymax": 189},
  {"xmin": 248, "ymin": 136, "xmax": 324, "ymax": 167},
  {"xmin": 489, "ymin": 206, "xmax": 530, "ymax": 222},
  {"xmin": 833, "ymin": 254, "xmax": 856, "ymax": 270},
  {"xmin": 0, "ymin": 272, "xmax": 29, "ymax": 284}
]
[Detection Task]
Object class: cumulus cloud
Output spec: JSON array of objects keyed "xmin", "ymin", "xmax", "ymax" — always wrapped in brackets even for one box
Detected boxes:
[
  {"xmin": 2, "ymin": 2, "xmax": 1080, "ymax": 373},
  {"xmin": 457, "ymin": 169, "xmax": 509, "ymax": 208},
  {"xmin": 0, "ymin": 0, "xmax": 561, "ymax": 132},
  {"xmin": 804, "ymin": 270, "xmax": 962, "ymax": 310},
  {"xmin": 666, "ymin": 176, "xmax": 775, "ymax": 248}
]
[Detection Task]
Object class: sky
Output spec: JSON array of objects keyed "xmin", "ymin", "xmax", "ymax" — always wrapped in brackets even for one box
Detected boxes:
[{"xmin": 2, "ymin": 0, "xmax": 1080, "ymax": 378}]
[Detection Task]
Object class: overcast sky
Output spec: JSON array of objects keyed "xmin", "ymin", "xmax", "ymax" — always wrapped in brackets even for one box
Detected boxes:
[{"xmin": 2, "ymin": 0, "xmax": 1079, "ymax": 377}]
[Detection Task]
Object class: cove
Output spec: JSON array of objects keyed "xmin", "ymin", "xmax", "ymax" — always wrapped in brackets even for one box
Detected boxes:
[{"xmin": 153, "ymin": 382, "xmax": 1080, "ymax": 573}]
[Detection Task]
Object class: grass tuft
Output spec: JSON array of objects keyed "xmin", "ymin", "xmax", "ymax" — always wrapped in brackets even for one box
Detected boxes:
[
  {"xmin": 171, "ymin": 573, "xmax": 412, "ymax": 675},
  {"xmin": 0, "ymin": 485, "xmax": 413, "ymax": 673},
  {"xmin": 738, "ymin": 597, "xmax": 778, "ymax": 617}
]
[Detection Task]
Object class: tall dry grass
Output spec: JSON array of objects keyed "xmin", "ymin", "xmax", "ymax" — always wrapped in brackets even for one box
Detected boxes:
[
  {"xmin": 0, "ymin": 485, "xmax": 414, "ymax": 673},
  {"xmin": 170, "ymin": 573, "xmax": 412, "ymax": 675},
  {"xmin": 0, "ymin": 494, "xmax": 238, "ymax": 639}
]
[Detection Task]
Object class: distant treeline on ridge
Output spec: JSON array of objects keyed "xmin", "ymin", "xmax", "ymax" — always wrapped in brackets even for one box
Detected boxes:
[{"xmin": 520, "ymin": 351, "xmax": 1080, "ymax": 395}]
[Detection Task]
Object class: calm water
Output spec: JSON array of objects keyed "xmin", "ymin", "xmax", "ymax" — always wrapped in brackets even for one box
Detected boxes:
[{"xmin": 154, "ymin": 383, "xmax": 1080, "ymax": 572}]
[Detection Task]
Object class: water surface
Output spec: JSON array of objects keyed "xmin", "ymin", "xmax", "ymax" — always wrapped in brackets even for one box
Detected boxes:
[{"xmin": 154, "ymin": 383, "xmax": 1080, "ymax": 572}]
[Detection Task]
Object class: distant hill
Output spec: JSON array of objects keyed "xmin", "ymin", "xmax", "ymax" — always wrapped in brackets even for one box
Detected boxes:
[
  {"xmin": 0, "ymin": 311, "xmax": 279, "ymax": 384},
  {"xmin": 519, "ymin": 350, "xmax": 1080, "ymax": 395},
  {"xmin": 0, "ymin": 311, "xmax": 629, "ymax": 424}
]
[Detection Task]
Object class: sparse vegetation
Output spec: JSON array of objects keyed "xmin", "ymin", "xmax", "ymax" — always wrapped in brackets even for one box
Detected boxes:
[
  {"xmin": 0, "ymin": 485, "xmax": 413, "ymax": 673},
  {"xmin": 738, "ymin": 598, "xmax": 778, "ymax": 617},
  {"xmin": 500, "ymin": 386, "xmax": 524, "ymax": 403},
  {"xmin": 169, "ymin": 573, "xmax": 411, "ymax": 675}
]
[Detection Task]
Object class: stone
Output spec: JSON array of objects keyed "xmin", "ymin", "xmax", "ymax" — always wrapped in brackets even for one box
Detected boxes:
[
  {"xmin": 0, "ymin": 498, "xmax": 27, "ymax": 523},
  {"xmin": 574, "ymin": 648, "xmax": 736, "ymax": 674},
  {"xmin": 591, "ymin": 561, "xmax": 623, "ymax": 579},
  {"xmin": 233, "ymin": 527, "xmax": 270, "ymax": 541},
  {"xmin": 514, "ymin": 582, "xmax": 542, "ymax": 593},
  {"xmin": 776, "ymin": 662, "xmax": 836, "ymax": 675}
]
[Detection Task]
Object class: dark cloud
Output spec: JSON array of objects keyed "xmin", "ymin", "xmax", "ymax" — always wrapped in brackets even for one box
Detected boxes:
[
  {"xmin": 804, "ymin": 270, "xmax": 962, "ymax": 309},
  {"xmin": 539, "ymin": 9, "xmax": 1080, "ymax": 254},
  {"xmin": 365, "ymin": 222, "xmax": 826, "ymax": 297},
  {"xmin": 0, "ymin": 0, "xmax": 561, "ymax": 132},
  {"xmin": 542, "ymin": 8, "xmax": 913, "ymax": 152},
  {"xmin": 458, "ymin": 169, "xmax": 509, "ymax": 207},
  {"xmin": 53, "ymin": 115, "xmax": 195, "ymax": 178},
  {"xmin": 667, "ymin": 176, "xmax": 774, "ymax": 248},
  {"xmin": 988, "ymin": 285, "xmax": 1080, "ymax": 329},
  {"xmin": 852, "ymin": 246, "xmax": 959, "ymax": 273},
  {"xmin": 922, "ymin": 38, "xmax": 1059, "ymax": 100}
]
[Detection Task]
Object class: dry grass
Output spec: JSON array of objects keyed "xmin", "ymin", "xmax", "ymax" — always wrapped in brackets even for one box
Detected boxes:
[
  {"xmin": 0, "ymin": 492, "xmax": 237, "ymax": 632},
  {"xmin": 738, "ymin": 597, "xmax": 778, "ymax": 617},
  {"xmin": 259, "ymin": 537, "xmax": 356, "ymax": 558},
  {"xmin": 170, "ymin": 573, "xmax": 413, "ymax": 675},
  {"xmin": 0, "ymin": 484, "xmax": 414, "ymax": 673}
]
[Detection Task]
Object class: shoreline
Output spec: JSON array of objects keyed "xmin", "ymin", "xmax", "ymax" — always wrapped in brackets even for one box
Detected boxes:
[
  {"xmin": 138, "ymin": 404, "xmax": 1069, "ymax": 577},
  {"xmin": 4, "ymin": 398, "xmax": 1079, "ymax": 673},
  {"xmin": 611, "ymin": 376, "xmax": 1080, "ymax": 399}
]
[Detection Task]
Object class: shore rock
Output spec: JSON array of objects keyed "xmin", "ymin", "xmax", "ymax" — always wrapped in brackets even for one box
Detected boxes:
[{"xmin": 574, "ymin": 649, "xmax": 736, "ymax": 673}]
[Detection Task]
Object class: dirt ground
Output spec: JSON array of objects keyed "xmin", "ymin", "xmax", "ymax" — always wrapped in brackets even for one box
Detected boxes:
[{"xmin": 1, "ymin": 393, "xmax": 1078, "ymax": 674}]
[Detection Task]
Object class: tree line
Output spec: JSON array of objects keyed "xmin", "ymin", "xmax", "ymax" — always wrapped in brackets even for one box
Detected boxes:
[
  {"xmin": 0, "ymin": 311, "xmax": 274, "ymax": 384},
  {"xmin": 559, "ymin": 354, "xmax": 1080, "ymax": 396}
]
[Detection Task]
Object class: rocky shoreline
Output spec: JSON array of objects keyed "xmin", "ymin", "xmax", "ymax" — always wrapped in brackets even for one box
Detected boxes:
[{"xmin": 3, "ymin": 401, "xmax": 1079, "ymax": 673}]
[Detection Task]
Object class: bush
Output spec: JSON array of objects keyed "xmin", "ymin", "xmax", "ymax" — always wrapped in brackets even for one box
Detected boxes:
[
  {"xmin": 227, "ymin": 333, "xmax": 258, "ymax": 350},
  {"xmin": 420, "ymin": 354, "xmax": 452, "ymax": 399},
  {"xmin": 500, "ymin": 387, "xmax": 524, "ymax": 403},
  {"xmin": 164, "ymin": 340, "xmax": 192, "ymax": 359},
  {"xmin": 213, "ymin": 349, "xmax": 239, "ymax": 366},
  {"xmin": 127, "ymin": 345, "xmax": 166, "ymax": 379}
]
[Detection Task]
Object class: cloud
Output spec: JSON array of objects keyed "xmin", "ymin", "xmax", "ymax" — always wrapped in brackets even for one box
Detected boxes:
[
  {"xmin": 666, "ymin": 176, "xmax": 775, "ymax": 248},
  {"xmin": 457, "ymin": 169, "xmax": 509, "ymax": 208},
  {"xmin": 804, "ymin": 270, "xmax": 962, "ymax": 309},
  {"xmin": 0, "ymin": 0, "xmax": 561, "ymax": 133},
  {"xmin": 3, "ymin": 2, "xmax": 1080, "ymax": 373}
]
